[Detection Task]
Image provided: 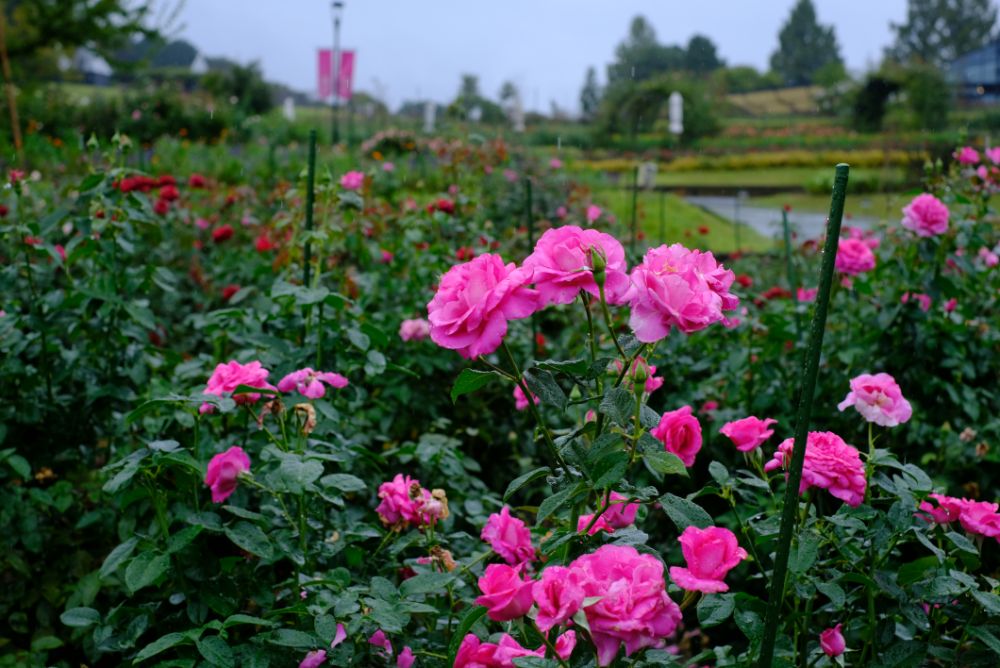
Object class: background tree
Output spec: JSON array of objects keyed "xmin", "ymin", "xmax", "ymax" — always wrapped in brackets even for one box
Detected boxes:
[
  {"xmin": 684, "ymin": 34, "xmax": 724, "ymax": 74},
  {"xmin": 769, "ymin": 0, "xmax": 843, "ymax": 85},
  {"xmin": 888, "ymin": 0, "xmax": 997, "ymax": 67},
  {"xmin": 606, "ymin": 16, "xmax": 684, "ymax": 87},
  {"xmin": 498, "ymin": 80, "xmax": 518, "ymax": 105},
  {"xmin": 201, "ymin": 62, "xmax": 273, "ymax": 115},
  {"xmin": 579, "ymin": 66, "xmax": 601, "ymax": 121}
]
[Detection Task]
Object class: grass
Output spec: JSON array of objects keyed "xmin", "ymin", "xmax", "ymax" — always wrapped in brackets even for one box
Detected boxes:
[
  {"xmin": 596, "ymin": 189, "xmax": 773, "ymax": 254},
  {"xmin": 725, "ymin": 86, "xmax": 824, "ymax": 116},
  {"xmin": 749, "ymin": 191, "xmax": 916, "ymax": 222},
  {"xmin": 653, "ymin": 166, "xmax": 906, "ymax": 189}
]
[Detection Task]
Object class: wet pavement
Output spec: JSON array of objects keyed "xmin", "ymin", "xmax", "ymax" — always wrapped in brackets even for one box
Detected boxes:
[{"xmin": 686, "ymin": 196, "xmax": 876, "ymax": 240}]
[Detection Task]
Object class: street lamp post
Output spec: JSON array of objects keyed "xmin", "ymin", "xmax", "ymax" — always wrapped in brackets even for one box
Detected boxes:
[{"xmin": 331, "ymin": 1, "xmax": 344, "ymax": 146}]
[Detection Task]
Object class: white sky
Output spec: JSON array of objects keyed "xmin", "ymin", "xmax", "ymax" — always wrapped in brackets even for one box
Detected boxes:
[{"xmin": 174, "ymin": 0, "xmax": 910, "ymax": 112}]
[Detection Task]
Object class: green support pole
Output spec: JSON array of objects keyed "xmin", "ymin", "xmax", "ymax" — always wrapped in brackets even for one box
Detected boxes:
[
  {"xmin": 757, "ymin": 164, "xmax": 849, "ymax": 668},
  {"xmin": 302, "ymin": 130, "xmax": 318, "ymax": 287}
]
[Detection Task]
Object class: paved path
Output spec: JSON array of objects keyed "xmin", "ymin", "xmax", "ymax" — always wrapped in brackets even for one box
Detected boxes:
[{"xmin": 686, "ymin": 196, "xmax": 875, "ymax": 240}]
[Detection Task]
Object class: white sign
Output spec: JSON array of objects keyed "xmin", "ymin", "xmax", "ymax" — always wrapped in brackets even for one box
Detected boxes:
[
  {"xmin": 282, "ymin": 97, "xmax": 296, "ymax": 121},
  {"xmin": 638, "ymin": 162, "xmax": 658, "ymax": 189},
  {"xmin": 423, "ymin": 101, "xmax": 436, "ymax": 133},
  {"xmin": 668, "ymin": 91, "xmax": 683, "ymax": 136}
]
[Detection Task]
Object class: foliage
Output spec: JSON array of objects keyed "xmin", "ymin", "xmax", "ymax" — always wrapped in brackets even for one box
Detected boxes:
[
  {"xmin": 579, "ymin": 67, "xmax": 601, "ymax": 122},
  {"xmin": 851, "ymin": 75, "xmax": 902, "ymax": 133},
  {"xmin": 888, "ymin": 0, "xmax": 998, "ymax": 67},
  {"xmin": 769, "ymin": 0, "xmax": 844, "ymax": 86},
  {"xmin": 201, "ymin": 62, "xmax": 275, "ymax": 116},
  {"xmin": 683, "ymin": 35, "xmax": 724, "ymax": 74},
  {"xmin": 903, "ymin": 64, "xmax": 952, "ymax": 131},
  {"xmin": 597, "ymin": 75, "xmax": 721, "ymax": 145}
]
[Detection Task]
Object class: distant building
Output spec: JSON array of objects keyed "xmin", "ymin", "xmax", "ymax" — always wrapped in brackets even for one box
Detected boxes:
[{"xmin": 950, "ymin": 40, "xmax": 1000, "ymax": 102}]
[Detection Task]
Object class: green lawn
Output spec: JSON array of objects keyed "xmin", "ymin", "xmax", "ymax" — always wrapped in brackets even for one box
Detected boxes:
[
  {"xmin": 750, "ymin": 191, "xmax": 916, "ymax": 222},
  {"xmin": 596, "ymin": 189, "xmax": 773, "ymax": 254},
  {"xmin": 654, "ymin": 166, "xmax": 905, "ymax": 189}
]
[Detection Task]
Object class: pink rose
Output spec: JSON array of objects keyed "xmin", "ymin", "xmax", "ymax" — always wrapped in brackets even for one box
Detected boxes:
[
  {"xmin": 382, "ymin": 162, "xmax": 395, "ymax": 172},
  {"xmin": 299, "ymin": 650, "xmax": 327, "ymax": 668},
  {"xmin": 512, "ymin": 385, "xmax": 539, "ymax": 411},
  {"xmin": 988, "ymin": 147, "xmax": 1000, "ymax": 164},
  {"xmin": 979, "ymin": 246, "xmax": 999, "ymax": 267},
  {"xmin": 650, "ymin": 405, "xmax": 702, "ymax": 467},
  {"xmin": 957, "ymin": 500, "xmax": 1000, "ymax": 539},
  {"xmin": 396, "ymin": 646, "xmax": 414, "ymax": 668},
  {"xmin": 720, "ymin": 416, "xmax": 777, "ymax": 452},
  {"xmin": 668, "ymin": 525, "xmax": 747, "ymax": 593},
  {"xmin": 369, "ymin": 629, "xmax": 393, "ymax": 657},
  {"xmin": 556, "ymin": 205, "xmax": 568, "ymax": 218},
  {"xmin": 331, "ymin": 623, "xmax": 347, "ymax": 648},
  {"xmin": 204, "ymin": 446, "xmax": 251, "ymax": 503},
  {"xmin": 554, "ymin": 631, "xmax": 576, "ymax": 660},
  {"xmin": 796, "ymin": 287, "xmax": 817, "ymax": 302},
  {"xmin": 340, "ymin": 171, "xmax": 365, "ymax": 190},
  {"xmin": 820, "ymin": 624, "xmax": 846, "ymax": 657},
  {"xmin": 586, "ymin": 204, "xmax": 601, "ymax": 222},
  {"xmin": 533, "ymin": 566, "xmax": 585, "ymax": 631},
  {"xmin": 604, "ymin": 491, "xmax": 639, "ymax": 528},
  {"xmin": 571, "ymin": 545, "xmax": 682, "ymax": 666},
  {"xmin": 700, "ymin": 400, "xmax": 719, "ymax": 414},
  {"xmin": 399, "ymin": 318, "xmax": 432, "ymax": 342},
  {"xmin": 474, "ymin": 564, "xmax": 534, "ymax": 621},
  {"xmin": 454, "ymin": 633, "xmax": 540, "ymax": 667},
  {"xmin": 901, "ymin": 292, "xmax": 932, "ymax": 312},
  {"xmin": 955, "ymin": 146, "xmax": 980, "ymax": 165},
  {"xmin": 201, "ymin": 360, "xmax": 275, "ymax": 412},
  {"xmin": 901, "ymin": 193, "xmax": 949, "ymax": 237},
  {"xmin": 481, "ymin": 506, "xmax": 535, "ymax": 565},
  {"xmin": 835, "ymin": 238, "xmax": 876, "ymax": 275},
  {"xmin": 522, "ymin": 225, "xmax": 631, "ymax": 306},
  {"xmin": 577, "ymin": 513, "xmax": 614, "ymax": 535},
  {"xmin": 918, "ymin": 493, "xmax": 964, "ymax": 524},
  {"xmin": 549, "ymin": 157, "xmax": 563, "ymax": 169},
  {"xmin": 503, "ymin": 169, "xmax": 518, "ymax": 183},
  {"xmin": 426, "ymin": 254, "xmax": 540, "ymax": 358},
  {"xmin": 277, "ymin": 368, "xmax": 348, "ymax": 399},
  {"xmin": 375, "ymin": 474, "xmax": 440, "ymax": 529},
  {"xmin": 837, "ymin": 372, "xmax": 912, "ymax": 427},
  {"xmin": 764, "ymin": 431, "xmax": 866, "ymax": 507},
  {"xmin": 628, "ymin": 244, "xmax": 739, "ymax": 342},
  {"xmin": 944, "ymin": 298, "xmax": 957, "ymax": 313}
]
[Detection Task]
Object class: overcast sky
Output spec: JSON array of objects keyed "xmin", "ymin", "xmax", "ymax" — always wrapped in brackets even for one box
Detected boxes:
[{"xmin": 174, "ymin": 0, "xmax": 909, "ymax": 113}]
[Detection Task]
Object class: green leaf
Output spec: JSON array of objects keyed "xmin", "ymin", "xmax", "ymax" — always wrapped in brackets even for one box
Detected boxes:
[
  {"xmin": 872, "ymin": 640, "xmax": 927, "ymax": 667},
  {"xmin": 100, "ymin": 537, "xmax": 139, "ymax": 578},
  {"xmin": 535, "ymin": 358, "xmax": 589, "ymax": 376},
  {"xmin": 503, "ymin": 467, "xmax": 551, "ymax": 502},
  {"xmin": 125, "ymin": 552, "xmax": 170, "ymax": 594},
  {"xmin": 30, "ymin": 636, "xmax": 63, "ymax": 652},
  {"xmin": 5, "ymin": 454, "xmax": 30, "ymax": 479},
  {"xmin": 945, "ymin": 531, "xmax": 979, "ymax": 554},
  {"xmin": 644, "ymin": 451, "xmax": 689, "ymax": 477},
  {"xmin": 267, "ymin": 629, "xmax": 318, "ymax": 648},
  {"xmin": 593, "ymin": 451, "xmax": 629, "ymax": 488},
  {"xmin": 60, "ymin": 607, "xmax": 100, "ymax": 628},
  {"xmin": 816, "ymin": 581, "xmax": 846, "ymax": 608},
  {"xmin": 103, "ymin": 452, "xmax": 147, "ymax": 494},
  {"xmin": 970, "ymin": 627, "xmax": 1000, "ymax": 657},
  {"xmin": 320, "ymin": 473, "xmax": 366, "ymax": 493},
  {"xmin": 697, "ymin": 594, "xmax": 735, "ymax": 627},
  {"xmin": 133, "ymin": 632, "xmax": 189, "ymax": 663},
  {"xmin": 447, "ymin": 606, "xmax": 488, "ymax": 664},
  {"xmin": 400, "ymin": 572, "xmax": 456, "ymax": 597},
  {"xmin": 196, "ymin": 635, "xmax": 234, "ymax": 668},
  {"xmin": 223, "ymin": 614, "xmax": 276, "ymax": 629},
  {"xmin": 599, "ymin": 387, "xmax": 634, "ymax": 425},
  {"xmin": 523, "ymin": 369, "xmax": 567, "ymax": 411},
  {"xmin": 224, "ymin": 522, "xmax": 274, "ymax": 559},
  {"xmin": 166, "ymin": 526, "xmax": 203, "ymax": 554},
  {"xmin": 451, "ymin": 368, "xmax": 499, "ymax": 403},
  {"xmin": 789, "ymin": 529, "xmax": 820, "ymax": 575},
  {"xmin": 659, "ymin": 493, "xmax": 712, "ymax": 530},
  {"xmin": 538, "ymin": 483, "xmax": 586, "ymax": 523}
]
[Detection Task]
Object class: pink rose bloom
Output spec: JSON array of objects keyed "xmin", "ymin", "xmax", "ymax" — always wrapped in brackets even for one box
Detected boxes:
[
  {"xmin": 586, "ymin": 204, "xmax": 602, "ymax": 222},
  {"xmin": 399, "ymin": 318, "xmax": 432, "ymax": 342},
  {"xmin": 382, "ymin": 162, "xmax": 395, "ymax": 172},
  {"xmin": 628, "ymin": 244, "xmax": 738, "ymax": 342},
  {"xmin": 987, "ymin": 147, "xmax": 1000, "ymax": 164},
  {"xmin": 720, "ymin": 416, "xmax": 777, "ymax": 452},
  {"xmin": 979, "ymin": 246, "xmax": 999, "ymax": 267},
  {"xmin": 835, "ymin": 238, "xmax": 876, "ymax": 275},
  {"xmin": 556, "ymin": 205, "xmax": 568, "ymax": 218},
  {"xmin": 957, "ymin": 499, "xmax": 1000, "ymax": 539},
  {"xmin": 549, "ymin": 157, "xmax": 563, "ymax": 169},
  {"xmin": 380, "ymin": 249, "xmax": 394, "ymax": 263},
  {"xmin": 200, "ymin": 360, "xmax": 275, "ymax": 413},
  {"xmin": 837, "ymin": 372, "xmax": 912, "ymax": 427},
  {"xmin": 512, "ymin": 385, "xmax": 539, "ymax": 411},
  {"xmin": 340, "ymin": 171, "xmax": 365, "ymax": 190},
  {"xmin": 644, "ymin": 366, "xmax": 664, "ymax": 393},
  {"xmin": 604, "ymin": 491, "xmax": 639, "ymax": 528},
  {"xmin": 944, "ymin": 298, "xmax": 957, "ymax": 313},
  {"xmin": 475, "ymin": 564, "xmax": 534, "ymax": 621},
  {"xmin": 764, "ymin": 432, "xmax": 867, "ymax": 507},
  {"xmin": 701, "ymin": 400, "xmax": 719, "ymax": 414},
  {"xmin": 426, "ymin": 254, "xmax": 540, "ymax": 359},
  {"xmin": 650, "ymin": 406, "xmax": 703, "ymax": 467},
  {"xmin": 522, "ymin": 225, "xmax": 631, "ymax": 305},
  {"xmin": 901, "ymin": 292, "xmax": 932, "ymax": 312},
  {"xmin": 503, "ymin": 169, "xmax": 518, "ymax": 183},
  {"xmin": 796, "ymin": 287, "xmax": 817, "ymax": 302},
  {"xmin": 481, "ymin": 506, "xmax": 535, "ymax": 564},
  {"xmin": 918, "ymin": 493, "xmax": 965, "ymax": 524},
  {"xmin": 901, "ymin": 193, "xmax": 949, "ymax": 237},
  {"xmin": 396, "ymin": 646, "xmax": 414, "ymax": 668},
  {"xmin": 669, "ymin": 525, "xmax": 747, "ymax": 593},
  {"xmin": 277, "ymin": 367, "xmax": 348, "ymax": 399},
  {"xmin": 533, "ymin": 565, "xmax": 585, "ymax": 631},
  {"xmin": 195, "ymin": 217, "xmax": 211, "ymax": 230},
  {"xmin": 204, "ymin": 446, "xmax": 251, "ymax": 503},
  {"xmin": 820, "ymin": 624, "xmax": 846, "ymax": 657},
  {"xmin": 956, "ymin": 146, "xmax": 980, "ymax": 165},
  {"xmin": 844, "ymin": 225, "xmax": 879, "ymax": 249},
  {"xmin": 554, "ymin": 631, "xmax": 576, "ymax": 660},
  {"xmin": 375, "ymin": 474, "xmax": 438, "ymax": 528},
  {"xmin": 369, "ymin": 629, "xmax": 393, "ymax": 657},
  {"xmin": 331, "ymin": 623, "xmax": 347, "ymax": 648},
  {"xmin": 577, "ymin": 513, "xmax": 614, "ymax": 535},
  {"xmin": 571, "ymin": 545, "xmax": 682, "ymax": 666},
  {"xmin": 299, "ymin": 650, "xmax": 327, "ymax": 668}
]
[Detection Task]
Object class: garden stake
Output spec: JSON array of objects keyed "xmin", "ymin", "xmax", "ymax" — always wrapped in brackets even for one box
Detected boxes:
[
  {"xmin": 302, "ymin": 129, "xmax": 317, "ymax": 287},
  {"xmin": 781, "ymin": 207, "xmax": 802, "ymax": 337},
  {"xmin": 757, "ymin": 164, "xmax": 849, "ymax": 668}
]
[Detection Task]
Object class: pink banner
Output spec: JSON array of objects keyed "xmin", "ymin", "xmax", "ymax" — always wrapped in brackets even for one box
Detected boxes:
[
  {"xmin": 336, "ymin": 50, "xmax": 355, "ymax": 101},
  {"xmin": 317, "ymin": 48, "xmax": 332, "ymax": 99}
]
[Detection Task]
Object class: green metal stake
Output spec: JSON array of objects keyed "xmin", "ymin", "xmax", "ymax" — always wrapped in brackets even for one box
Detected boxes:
[
  {"xmin": 629, "ymin": 166, "xmax": 639, "ymax": 256},
  {"xmin": 781, "ymin": 207, "xmax": 801, "ymax": 338},
  {"xmin": 302, "ymin": 129, "xmax": 318, "ymax": 287},
  {"xmin": 757, "ymin": 164, "xmax": 849, "ymax": 668}
]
